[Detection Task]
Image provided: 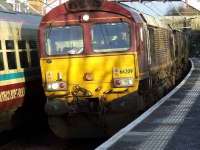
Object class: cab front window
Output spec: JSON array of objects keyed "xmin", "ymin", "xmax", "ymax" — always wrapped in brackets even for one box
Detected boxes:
[
  {"xmin": 92, "ymin": 22, "xmax": 130, "ymax": 52},
  {"xmin": 45, "ymin": 26, "xmax": 83, "ymax": 55}
]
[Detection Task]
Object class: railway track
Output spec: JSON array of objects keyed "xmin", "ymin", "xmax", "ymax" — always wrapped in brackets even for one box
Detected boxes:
[{"xmin": 0, "ymin": 128, "xmax": 105, "ymax": 150}]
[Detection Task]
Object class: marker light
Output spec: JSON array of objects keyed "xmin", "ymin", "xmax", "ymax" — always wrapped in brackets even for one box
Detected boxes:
[
  {"xmin": 59, "ymin": 82, "xmax": 65, "ymax": 88},
  {"xmin": 51, "ymin": 82, "xmax": 59, "ymax": 90},
  {"xmin": 84, "ymin": 73, "xmax": 93, "ymax": 81},
  {"xmin": 113, "ymin": 78, "xmax": 134, "ymax": 88},
  {"xmin": 82, "ymin": 14, "xmax": 90, "ymax": 22},
  {"xmin": 46, "ymin": 81, "xmax": 66, "ymax": 91}
]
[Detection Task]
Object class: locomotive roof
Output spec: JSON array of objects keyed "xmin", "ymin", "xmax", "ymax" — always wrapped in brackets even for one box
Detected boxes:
[
  {"xmin": 40, "ymin": 1, "xmax": 144, "ymax": 24},
  {"xmin": 40, "ymin": 0, "xmax": 168, "ymax": 29}
]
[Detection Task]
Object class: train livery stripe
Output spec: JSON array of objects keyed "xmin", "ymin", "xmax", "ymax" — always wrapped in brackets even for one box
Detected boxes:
[
  {"xmin": 0, "ymin": 78, "xmax": 25, "ymax": 86},
  {"xmin": 0, "ymin": 72, "xmax": 25, "ymax": 81},
  {"xmin": 0, "ymin": 82, "xmax": 26, "ymax": 112},
  {"xmin": 0, "ymin": 69, "xmax": 40, "ymax": 81}
]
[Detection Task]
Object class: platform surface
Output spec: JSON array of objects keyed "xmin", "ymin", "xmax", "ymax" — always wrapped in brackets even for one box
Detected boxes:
[{"xmin": 97, "ymin": 58, "xmax": 200, "ymax": 150}]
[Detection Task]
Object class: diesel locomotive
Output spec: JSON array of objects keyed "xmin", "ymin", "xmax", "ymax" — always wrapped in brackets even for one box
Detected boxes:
[{"xmin": 39, "ymin": 0, "xmax": 189, "ymax": 138}]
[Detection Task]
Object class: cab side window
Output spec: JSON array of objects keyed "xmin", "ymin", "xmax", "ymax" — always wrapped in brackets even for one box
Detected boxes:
[
  {"xmin": 6, "ymin": 40, "xmax": 17, "ymax": 69},
  {"xmin": 0, "ymin": 41, "xmax": 4, "ymax": 71},
  {"xmin": 18, "ymin": 40, "xmax": 29, "ymax": 68},
  {"xmin": 6, "ymin": 40, "xmax": 14, "ymax": 49}
]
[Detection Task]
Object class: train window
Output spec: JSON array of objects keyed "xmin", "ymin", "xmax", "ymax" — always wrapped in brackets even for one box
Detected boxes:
[
  {"xmin": 0, "ymin": 53, "xmax": 4, "ymax": 70},
  {"xmin": 30, "ymin": 51, "xmax": 39, "ymax": 67},
  {"xmin": 29, "ymin": 40, "xmax": 37, "ymax": 49},
  {"xmin": 18, "ymin": 40, "xmax": 26, "ymax": 49},
  {"xmin": 6, "ymin": 40, "xmax": 14, "ymax": 49},
  {"xmin": 45, "ymin": 26, "xmax": 83, "ymax": 55},
  {"xmin": 92, "ymin": 22, "xmax": 130, "ymax": 52},
  {"xmin": 7, "ymin": 52, "xmax": 17, "ymax": 69},
  {"xmin": 19, "ymin": 51, "xmax": 29, "ymax": 68}
]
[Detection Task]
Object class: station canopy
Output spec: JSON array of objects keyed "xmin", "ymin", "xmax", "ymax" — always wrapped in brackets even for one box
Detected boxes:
[{"xmin": 121, "ymin": 1, "xmax": 200, "ymax": 16}]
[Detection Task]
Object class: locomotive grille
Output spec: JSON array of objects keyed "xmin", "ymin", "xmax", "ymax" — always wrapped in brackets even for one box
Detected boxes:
[{"xmin": 153, "ymin": 28, "xmax": 171, "ymax": 64}]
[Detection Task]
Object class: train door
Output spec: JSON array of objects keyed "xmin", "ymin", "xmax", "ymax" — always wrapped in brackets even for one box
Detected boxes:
[
  {"xmin": 143, "ymin": 26, "xmax": 152, "ymax": 89},
  {"xmin": 138, "ymin": 25, "xmax": 149, "ymax": 80},
  {"xmin": 144, "ymin": 26, "xmax": 151, "ymax": 66},
  {"xmin": 147, "ymin": 26, "xmax": 156, "ymax": 90},
  {"xmin": 148, "ymin": 27, "xmax": 156, "ymax": 67}
]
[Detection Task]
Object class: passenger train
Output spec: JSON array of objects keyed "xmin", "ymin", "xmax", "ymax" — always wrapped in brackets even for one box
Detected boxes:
[
  {"xmin": 39, "ymin": 0, "xmax": 189, "ymax": 138},
  {"xmin": 0, "ymin": 11, "xmax": 44, "ymax": 132}
]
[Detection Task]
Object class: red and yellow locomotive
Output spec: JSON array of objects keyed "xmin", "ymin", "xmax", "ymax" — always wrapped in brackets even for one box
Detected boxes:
[{"xmin": 39, "ymin": 0, "xmax": 189, "ymax": 138}]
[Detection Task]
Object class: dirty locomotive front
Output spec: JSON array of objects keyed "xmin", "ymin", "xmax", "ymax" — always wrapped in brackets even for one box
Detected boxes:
[{"xmin": 39, "ymin": 0, "xmax": 189, "ymax": 138}]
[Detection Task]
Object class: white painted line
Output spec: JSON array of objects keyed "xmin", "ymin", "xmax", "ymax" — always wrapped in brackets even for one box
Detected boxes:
[{"xmin": 95, "ymin": 59, "xmax": 194, "ymax": 150}]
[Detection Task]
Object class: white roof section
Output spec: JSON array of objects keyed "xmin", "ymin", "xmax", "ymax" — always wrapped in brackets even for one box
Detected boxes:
[
  {"xmin": 143, "ymin": 14, "xmax": 169, "ymax": 28},
  {"xmin": 188, "ymin": 0, "xmax": 200, "ymax": 11}
]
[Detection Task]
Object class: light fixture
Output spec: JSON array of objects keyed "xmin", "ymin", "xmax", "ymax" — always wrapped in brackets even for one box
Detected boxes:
[
  {"xmin": 82, "ymin": 14, "xmax": 90, "ymax": 22},
  {"xmin": 113, "ymin": 78, "xmax": 134, "ymax": 88},
  {"xmin": 46, "ymin": 81, "xmax": 67, "ymax": 91},
  {"xmin": 84, "ymin": 73, "xmax": 93, "ymax": 81}
]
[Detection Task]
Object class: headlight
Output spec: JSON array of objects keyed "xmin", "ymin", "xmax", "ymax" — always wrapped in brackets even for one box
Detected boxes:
[
  {"xmin": 82, "ymin": 14, "xmax": 90, "ymax": 22},
  {"xmin": 113, "ymin": 78, "xmax": 134, "ymax": 88},
  {"xmin": 46, "ymin": 81, "xmax": 66, "ymax": 91}
]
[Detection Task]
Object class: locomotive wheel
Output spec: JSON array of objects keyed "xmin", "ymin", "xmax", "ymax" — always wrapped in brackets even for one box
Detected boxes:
[{"xmin": 48, "ymin": 116, "xmax": 68, "ymax": 138}]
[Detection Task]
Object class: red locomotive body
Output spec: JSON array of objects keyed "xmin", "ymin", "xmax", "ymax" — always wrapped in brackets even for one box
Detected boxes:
[{"xmin": 39, "ymin": 0, "xmax": 189, "ymax": 138}]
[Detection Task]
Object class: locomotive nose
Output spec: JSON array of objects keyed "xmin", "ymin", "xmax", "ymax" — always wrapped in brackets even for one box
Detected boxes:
[{"xmin": 42, "ymin": 53, "xmax": 139, "ymax": 102}]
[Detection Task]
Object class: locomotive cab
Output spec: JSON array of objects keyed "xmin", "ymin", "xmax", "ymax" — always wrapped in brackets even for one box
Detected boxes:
[
  {"xmin": 39, "ymin": 0, "xmax": 148, "ymax": 138},
  {"xmin": 40, "ymin": 1, "xmax": 141, "ymax": 106}
]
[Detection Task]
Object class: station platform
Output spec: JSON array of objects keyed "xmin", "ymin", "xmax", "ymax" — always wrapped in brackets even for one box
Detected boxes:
[{"xmin": 96, "ymin": 58, "xmax": 200, "ymax": 150}]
